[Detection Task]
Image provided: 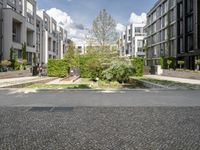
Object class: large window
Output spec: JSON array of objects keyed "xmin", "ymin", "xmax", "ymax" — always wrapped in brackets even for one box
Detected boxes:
[
  {"xmin": 187, "ymin": 16, "xmax": 193, "ymax": 33},
  {"xmin": 186, "ymin": 0, "xmax": 193, "ymax": 13},
  {"xmin": 187, "ymin": 35, "xmax": 194, "ymax": 51},
  {"xmin": 27, "ymin": 1, "xmax": 33, "ymax": 15},
  {"xmin": 178, "ymin": 2, "xmax": 183, "ymax": 19}
]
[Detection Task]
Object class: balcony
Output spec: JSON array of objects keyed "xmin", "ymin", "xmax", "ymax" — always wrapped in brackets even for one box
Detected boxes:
[{"xmin": 27, "ymin": 13, "xmax": 34, "ymax": 25}]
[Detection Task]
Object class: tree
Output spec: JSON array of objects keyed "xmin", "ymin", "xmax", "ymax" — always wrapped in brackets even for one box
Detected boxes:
[
  {"xmin": 64, "ymin": 41, "xmax": 79, "ymax": 68},
  {"xmin": 167, "ymin": 60, "xmax": 172, "ymax": 69},
  {"xmin": 91, "ymin": 9, "xmax": 117, "ymax": 46},
  {"xmin": 195, "ymin": 59, "xmax": 200, "ymax": 71},
  {"xmin": 9, "ymin": 47, "xmax": 15, "ymax": 69},
  {"xmin": 178, "ymin": 61, "xmax": 184, "ymax": 69}
]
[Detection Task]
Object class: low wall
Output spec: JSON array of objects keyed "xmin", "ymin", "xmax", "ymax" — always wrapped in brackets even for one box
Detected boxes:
[
  {"xmin": 162, "ymin": 70, "xmax": 200, "ymax": 80},
  {"xmin": 0, "ymin": 70, "xmax": 32, "ymax": 79}
]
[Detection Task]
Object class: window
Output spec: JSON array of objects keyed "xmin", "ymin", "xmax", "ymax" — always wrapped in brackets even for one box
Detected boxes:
[
  {"xmin": 179, "ymin": 38, "xmax": 183, "ymax": 53},
  {"xmin": 186, "ymin": 0, "xmax": 193, "ymax": 13},
  {"xmin": 187, "ymin": 35, "xmax": 194, "ymax": 51},
  {"xmin": 187, "ymin": 16, "xmax": 193, "ymax": 33},
  {"xmin": 52, "ymin": 23, "xmax": 56, "ymax": 32},
  {"xmin": 153, "ymin": 11, "xmax": 156, "ymax": 21},
  {"xmin": 137, "ymin": 40, "xmax": 143, "ymax": 48},
  {"xmin": 26, "ymin": 1, "xmax": 33, "ymax": 15},
  {"xmin": 164, "ymin": 29, "xmax": 168, "ymax": 40},
  {"xmin": 178, "ymin": 2, "xmax": 183, "ymax": 19}
]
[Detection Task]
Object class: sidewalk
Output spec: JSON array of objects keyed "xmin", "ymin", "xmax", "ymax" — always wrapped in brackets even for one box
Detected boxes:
[
  {"xmin": 144, "ymin": 75, "xmax": 200, "ymax": 85},
  {"xmin": 0, "ymin": 77, "xmax": 55, "ymax": 88}
]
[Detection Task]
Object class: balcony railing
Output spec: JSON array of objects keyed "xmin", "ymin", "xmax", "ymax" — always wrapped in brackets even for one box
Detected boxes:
[{"xmin": 27, "ymin": 13, "xmax": 34, "ymax": 25}]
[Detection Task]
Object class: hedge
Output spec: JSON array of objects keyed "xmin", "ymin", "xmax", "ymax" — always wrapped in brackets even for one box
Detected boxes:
[
  {"xmin": 160, "ymin": 57, "xmax": 176, "ymax": 69},
  {"xmin": 48, "ymin": 59, "xmax": 69, "ymax": 77},
  {"xmin": 79, "ymin": 56, "xmax": 92, "ymax": 78},
  {"xmin": 131, "ymin": 57, "xmax": 144, "ymax": 76}
]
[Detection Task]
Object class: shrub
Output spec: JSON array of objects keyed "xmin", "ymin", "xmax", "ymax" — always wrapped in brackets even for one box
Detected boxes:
[
  {"xmin": 1, "ymin": 60, "xmax": 11, "ymax": 67},
  {"xmin": 160, "ymin": 57, "xmax": 176, "ymax": 69},
  {"xmin": 178, "ymin": 60, "xmax": 184, "ymax": 69},
  {"xmin": 79, "ymin": 55, "xmax": 92, "ymax": 78},
  {"xmin": 195, "ymin": 59, "xmax": 200, "ymax": 65},
  {"xmin": 131, "ymin": 57, "xmax": 144, "ymax": 76},
  {"xmin": 48, "ymin": 59, "xmax": 69, "ymax": 77},
  {"xmin": 160, "ymin": 56, "xmax": 167, "ymax": 69},
  {"xmin": 101, "ymin": 60, "xmax": 133, "ymax": 83}
]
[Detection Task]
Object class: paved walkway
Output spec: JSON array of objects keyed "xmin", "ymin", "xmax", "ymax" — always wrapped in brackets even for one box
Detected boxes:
[
  {"xmin": 0, "ymin": 107, "xmax": 200, "ymax": 149},
  {"xmin": 0, "ymin": 77, "xmax": 54, "ymax": 88},
  {"xmin": 144, "ymin": 75, "xmax": 200, "ymax": 85}
]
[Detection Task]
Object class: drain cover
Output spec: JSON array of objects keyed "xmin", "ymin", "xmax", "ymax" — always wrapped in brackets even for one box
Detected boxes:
[
  {"xmin": 52, "ymin": 107, "xmax": 74, "ymax": 112},
  {"xmin": 28, "ymin": 107, "xmax": 74, "ymax": 112},
  {"xmin": 29, "ymin": 107, "xmax": 53, "ymax": 112}
]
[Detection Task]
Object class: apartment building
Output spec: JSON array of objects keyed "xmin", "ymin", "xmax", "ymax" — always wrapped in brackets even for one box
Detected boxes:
[
  {"xmin": 119, "ymin": 23, "xmax": 146, "ymax": 57},
  {"xmin": 145, "ymin": 0, "xmax": 177, "ymax": 66},
  {"xmin": 145, "ymin": 0, "xmax": 200, "ymax": 70},
  {"xmin": 0, "ymin": 0, "xmax": 67, "ymax": 65},
  {"xmin": 0, "ymin": 0, "xmax": 36, "ymax": 64},
  {"xmin": 176, "ymin": 0, "xmax": 200, "ymax": 69},
  {"xmin": 36, "ymin": 11, "xmax": 68, "ymax": 64}
]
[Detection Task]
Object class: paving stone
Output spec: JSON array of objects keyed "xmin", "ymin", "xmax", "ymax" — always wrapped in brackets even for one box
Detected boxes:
[{"xmin": 0, "ymin": 107, "xmax": 200, "ymax": 150}]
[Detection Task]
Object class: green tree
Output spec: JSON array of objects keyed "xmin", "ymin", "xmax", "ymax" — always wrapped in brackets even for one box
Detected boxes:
[
  {"xmin": 178, "ymin": 61, "xmax": 184, "ymax": 69},
  {"xmin": 9, "ymin": 47, "xmax": 15, "ymax": 69},
  {"xmin": 195, "ymin": 59, "xmax": 200, "ymax": 70},
  {"xmin": 167, "ymin": 60, "xmax": 172, "ymax": 69},
  {"xmin": 91, "ymin": 9, "xmax": 117, "ymax": 47},
  {"xmin": 64, "ymin": 41, "xmax": 79, "ymax": 68}
]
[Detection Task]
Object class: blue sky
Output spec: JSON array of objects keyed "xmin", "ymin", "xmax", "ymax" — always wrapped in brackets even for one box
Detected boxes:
[{"xmin": 37, "ymin": 0, "xmax": 157, "ymax": 27}]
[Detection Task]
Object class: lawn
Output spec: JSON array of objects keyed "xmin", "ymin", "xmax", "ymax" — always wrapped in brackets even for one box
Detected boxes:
[{"xmin": 28, "ymin": 84, "xmax": 91, "ymax": 89}]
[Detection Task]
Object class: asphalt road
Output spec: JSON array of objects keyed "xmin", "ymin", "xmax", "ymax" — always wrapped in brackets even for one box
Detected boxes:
[
  {"xmin": 0, "ymin": 89, "xmax": 200, "ymax": 149},
  {"xmin": 0, "ymin": 89, "xmax": 200, "ymax": 107}
]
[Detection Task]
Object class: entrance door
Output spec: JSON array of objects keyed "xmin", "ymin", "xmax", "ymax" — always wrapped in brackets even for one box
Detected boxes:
[{"xmin": 189, "ymin": 56, "xmax": 195, "ymax": 70}]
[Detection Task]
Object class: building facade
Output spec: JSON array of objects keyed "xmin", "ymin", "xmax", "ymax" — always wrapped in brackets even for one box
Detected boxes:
[
  {"xmin": 119, "ymin": 23, "xmax": 146, "ymax": 57},
  {"xmin": 145, "ymin": 0, "xmax": 200, "ymax": 70},
  {"xmin": 176, "ymin": 0, "xmax": 200, "ymax": 69},
  {"xmin": 0, "ymin": 0, "xmax": 67, "ymax": 65},
  {"xmin": 145, "ymin": 0, "xmax": 177, "ymax": 66}
]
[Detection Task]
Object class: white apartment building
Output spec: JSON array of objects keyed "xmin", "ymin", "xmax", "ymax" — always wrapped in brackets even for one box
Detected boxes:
[
  {"xmin": 119, "ymin": 23, "xmax": 146, "ymax": 57},
  {"xmin": 0, "ymin": 0, "xmax": 36, "ymax": 64},
  {"xmin": 0, "ymin": 0, "xmax": 67, "ymax": 65}
]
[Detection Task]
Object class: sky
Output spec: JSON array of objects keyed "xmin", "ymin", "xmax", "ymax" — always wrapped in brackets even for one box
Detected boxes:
[{"xmin": 37, "ymin": 0, "xmax": 157, "ymax": 44}]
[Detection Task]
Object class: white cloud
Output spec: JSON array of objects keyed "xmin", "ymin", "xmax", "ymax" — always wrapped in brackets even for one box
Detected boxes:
[
  {"xmin": 37, "ymin": 8, "xmax": 88, "ymax": 45},
  {"xmin": 116, "ymin": 23, "xmax": 126, "ymax": 33},
  {"xmin": 46, "ymin": 8, "xmax": 73, "ymax": 28},
  {"xmin": 129, "ymin": 12, "xmax": 147, "ymax": 24}
]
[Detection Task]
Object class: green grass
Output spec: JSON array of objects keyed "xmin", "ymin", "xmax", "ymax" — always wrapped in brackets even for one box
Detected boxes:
[{"xmin": 27, "ymin": 84, "xmax": 91, "ymax": 89}]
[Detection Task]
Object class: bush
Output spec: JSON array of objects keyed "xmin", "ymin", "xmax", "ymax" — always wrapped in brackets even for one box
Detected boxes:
[
  {"xmin": 1, "ymin": 60, "xmax": 11, "ymax": 67},
  {"xmin": 160, "ymin": 57, "xmax": 176, "ymax": 69},
  {"xmin": 178, "ymin": 60, "xmax": 184, "ymax": 69},
  {"xmin": 131, "ymin": 57, "xmax": 144, "ymax": 76},
  {"xmin": 48, "ymin": 59, "xmax": 69, "ymax": 77},
  {"xmin": 160, "ymin": 56, "xmax": 167, "ymax": 69},
  {"xmin": 101, "ymin": 60, "xmax": 133, "ymax": 83},
  {"xmin": 79, "ymin": 55, "xmax": 92, "ymax": 78}
]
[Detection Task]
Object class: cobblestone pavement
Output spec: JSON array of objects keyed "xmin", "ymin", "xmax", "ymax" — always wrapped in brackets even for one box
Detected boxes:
[{"xmin": 0, "ymin": 107, "xmax": 200, "ymax": 150}]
